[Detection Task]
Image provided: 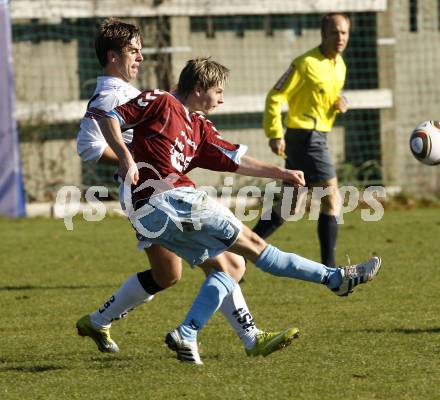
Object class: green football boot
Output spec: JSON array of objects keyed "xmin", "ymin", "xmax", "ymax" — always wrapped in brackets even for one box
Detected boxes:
[
  {"xmin": 246, "ymin": 327, "xmax": 300, "ymax": 357},
  {"xmin": 76, "ymin": 314, "xmax": 119, "ymax": 353}
]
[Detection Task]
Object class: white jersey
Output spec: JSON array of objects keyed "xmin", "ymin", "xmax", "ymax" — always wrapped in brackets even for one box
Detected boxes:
[{"xmin": 76, "ymin": 76, "xmax": 141, "ymax": 162}]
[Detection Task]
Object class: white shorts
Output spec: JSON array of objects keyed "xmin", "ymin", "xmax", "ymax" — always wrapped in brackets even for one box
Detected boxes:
[{"xmin": 129, "ymin": 187, "xmax": 243, "ymax": 266}]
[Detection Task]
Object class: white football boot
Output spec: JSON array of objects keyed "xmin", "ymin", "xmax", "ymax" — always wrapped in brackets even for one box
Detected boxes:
[
  {"xmin": 332, "ymin": 256, "xmax": 382, "ymax": 296},
  {"xmin": 165, "ymin": 329, "xmax": 203, "ymax": 365}
]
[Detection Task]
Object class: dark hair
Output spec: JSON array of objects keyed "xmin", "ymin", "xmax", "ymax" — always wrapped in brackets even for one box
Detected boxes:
[
  {"xmin": 320, "ymin": 13, "xmax": 351, "ymax": 34},
  {"xmin": 177, "ymin": 57, "xmax": 229, "ymax": 97},
  {"xmin": 95, "ymin": 18, "xmax": 142, "ymax": 67}
]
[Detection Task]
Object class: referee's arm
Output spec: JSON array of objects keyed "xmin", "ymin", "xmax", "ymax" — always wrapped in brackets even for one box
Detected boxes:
[{"xmin": 263, "ymin": 64, "xmax": 302, "ymax": 140}]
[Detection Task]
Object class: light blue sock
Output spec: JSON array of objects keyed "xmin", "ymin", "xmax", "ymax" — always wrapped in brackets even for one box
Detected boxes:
[
  {"xmin": 255, "ymin": 244, "xmax": 342, "ymax": 288},
  {"xmin": 179, "ymin": 271, "xmax": 237, "ymax": 342}
]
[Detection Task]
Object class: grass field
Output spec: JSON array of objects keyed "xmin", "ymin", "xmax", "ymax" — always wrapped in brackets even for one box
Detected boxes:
[{"xmin": 1, "ymin": 207, "xmax": 440, "ymax": 399}]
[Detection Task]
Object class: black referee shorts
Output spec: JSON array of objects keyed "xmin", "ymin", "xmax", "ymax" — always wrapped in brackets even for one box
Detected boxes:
[{"xmin": 284, "ymin": 128, "xmax": 336, "ymax": 184}]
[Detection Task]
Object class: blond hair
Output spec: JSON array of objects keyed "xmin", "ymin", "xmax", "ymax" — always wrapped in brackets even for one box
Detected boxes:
[{"xmin": 177, "ymin": 57, "xmax": 229, "ymax": 97}]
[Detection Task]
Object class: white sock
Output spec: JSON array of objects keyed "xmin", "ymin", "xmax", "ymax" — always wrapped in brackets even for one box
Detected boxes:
[
  {"xmin": 219, "ymin": 285, "xmax": 261, "ymax": 350},
  {"xmin": 90, "ymin": 274, "xmax": 154, "ymax": 328}
]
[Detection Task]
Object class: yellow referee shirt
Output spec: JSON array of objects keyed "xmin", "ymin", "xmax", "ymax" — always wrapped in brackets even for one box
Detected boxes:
[{"xmin": 263, "ymin": 46, "xmax": 346, "ymax": 139}]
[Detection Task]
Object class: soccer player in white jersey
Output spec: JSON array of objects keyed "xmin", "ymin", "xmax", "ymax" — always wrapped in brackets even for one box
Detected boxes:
[
  {"xmin": 96, "ymin": 57, "xmax": 382, "ymax": 365},
  {"xmin": 76, "ymin": 19, "xmax": 299, "ymax": 360},
  {"xmin": 77, "ymin": 20, "xmax": 141, "ymax": 164}
]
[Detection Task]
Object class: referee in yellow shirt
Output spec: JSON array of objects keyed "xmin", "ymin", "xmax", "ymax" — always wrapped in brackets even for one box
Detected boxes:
[{"xmin": 253, "ymin": 13, "xmax": 350, "ymax": 267}]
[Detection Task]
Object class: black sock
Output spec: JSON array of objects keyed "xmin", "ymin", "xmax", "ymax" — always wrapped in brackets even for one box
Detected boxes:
[
  {"xmin": 252, "ymin": 208, "xmax": 284, "ymax": 239},
  {"xmin": 318, "ymin": 213, "xmax": 338, "ymax": 267},
  {"xmin": 137, "ymin": 269, "xmax": 165, "ymax": 295}
]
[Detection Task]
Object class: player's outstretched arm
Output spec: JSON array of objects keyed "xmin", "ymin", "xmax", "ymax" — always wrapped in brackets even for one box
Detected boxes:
[
  {"xmin": 99, "ymin": 117, "xmax": 139, "ymax": 185},
  {"xmin": 235, "ymin": 155, "xmax": 305, "ymax": 187}
]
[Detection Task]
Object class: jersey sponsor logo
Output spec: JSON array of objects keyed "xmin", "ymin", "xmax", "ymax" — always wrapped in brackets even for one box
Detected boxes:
[
  {"xmin": 185, "ymin": 137, "xmax": 197, "ymax": 150},
  {"xmin": 274, "ymin": 64, "xmax": 295, "ymax": 90},
  {"xmin": 179, "ymin": 131, "xmax": 197, "ymax": 148},
  {"xmin": 170, "ymin": 136, "xmax": 194, "ymax": 172}
]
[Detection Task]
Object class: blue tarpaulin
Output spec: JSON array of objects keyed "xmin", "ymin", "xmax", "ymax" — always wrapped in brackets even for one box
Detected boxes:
[{"xmin": 0, "ymin": 0, "xmax": 26, "ymax": 218}]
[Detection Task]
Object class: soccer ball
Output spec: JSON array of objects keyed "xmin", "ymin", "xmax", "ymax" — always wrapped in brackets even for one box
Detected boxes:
[{"xmin": 409, "ymin": 120, "xmax": 440, "ymax": 165}]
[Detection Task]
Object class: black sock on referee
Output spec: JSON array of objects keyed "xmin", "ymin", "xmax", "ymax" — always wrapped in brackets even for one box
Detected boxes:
[
  {"xmin": 318, "ymin": 213, "xmax": 338, "ymax": 267},
  {"xmin": 252, "ymin": 208, "xmax": 284, "ymax": 239}
]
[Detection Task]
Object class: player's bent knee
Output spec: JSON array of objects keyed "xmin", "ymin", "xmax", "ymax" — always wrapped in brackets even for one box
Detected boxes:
[
  {"xmin": 224, "ymin": 254, "xmax": 246, "ymax": 282},
  {"xmin": 151, "ymin": 267, "xmax": 182, "ymax": 288},
  {"xmin": 203, "ymin": 253, "xmax": 245, "ymax": 282},
  {"xmin": 229, "ymin": 256, "xmax": 246, "ymax": 277}
]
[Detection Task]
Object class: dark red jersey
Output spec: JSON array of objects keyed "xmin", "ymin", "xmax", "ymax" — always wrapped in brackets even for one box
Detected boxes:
[{"xmin": 107, "ymin": 89, "xmax": 246, "ymax": 202}]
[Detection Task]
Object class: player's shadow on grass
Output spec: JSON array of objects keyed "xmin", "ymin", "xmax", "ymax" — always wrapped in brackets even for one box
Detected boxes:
[
  {"xmin": 0, "ymin": 284, "xmax": 116, "ymax": 291},
  {"xmin": 362, "ymin": 327, "xmax": 440, "ymax": 334},
  {"xmin": 0, "ymin": 365, "xmax": 67, "ymax": 373}
]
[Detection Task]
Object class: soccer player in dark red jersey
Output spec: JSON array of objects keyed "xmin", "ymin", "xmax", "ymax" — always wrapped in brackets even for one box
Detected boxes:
[
  {"xmin": 84, "ymin": 57, "xmax": 381, "ymax": 365},
  {"xmin": 76, "ymin": 20, "xmax": 300, "ymax": 361}
]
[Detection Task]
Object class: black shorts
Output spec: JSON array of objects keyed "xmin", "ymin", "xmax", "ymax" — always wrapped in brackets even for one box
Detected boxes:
[{"xmin": 284, "ymin": 128, "xmax": 336, "ymax": 184}]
